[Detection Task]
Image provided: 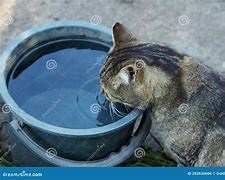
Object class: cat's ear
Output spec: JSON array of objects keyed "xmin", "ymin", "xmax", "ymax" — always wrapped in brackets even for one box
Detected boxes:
[
  {"xmin": 112, "ymin": 23, "xmax": 137, "ymax": 47},
  {"xmin": 118, "ymin": 63, "xmax": 144, "ymax": 85}
]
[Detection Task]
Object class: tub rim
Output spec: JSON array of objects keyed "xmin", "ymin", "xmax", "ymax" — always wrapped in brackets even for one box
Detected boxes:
[{"xmin": 0, "ymin": 20, "xmax": 143, "ymax": 137}]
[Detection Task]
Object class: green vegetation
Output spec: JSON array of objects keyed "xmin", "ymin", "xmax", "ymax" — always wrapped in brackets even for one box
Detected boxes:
[
  {"xmin": 124, "ymin": 146, "xmax": 176, "ymax": 167},
  {"xmin": 0, "ymin": 157, "xmax": 15, "ymax": 167},
  {"xmin": 0, "ymin": 146, "xmax": 176, "ymax": 167}
]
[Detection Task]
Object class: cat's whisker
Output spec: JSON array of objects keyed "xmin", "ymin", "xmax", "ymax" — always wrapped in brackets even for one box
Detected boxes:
[
  {"xmin": 110, "ymin": 102, "xmax": 117, "ymax": 118},
  {"xmin": 110, "ymin": 102, "xmax": 118, "ymax": 120},
  {"xmin": 124, "ymin": 104, "xmax": 132, "ymax": 113},
  {"xmin": 108, "ymin": 102, "xmax": 115, "ymax": 120},
  {"xmin": 111, "ymin": 102, "xmax": 126, "ymax": 117},
  {"xmin": 114, "ymin": 104, "xmax": 127, "ymax": 117},
  {"xmin": 108, "ymin": 102, "xmax": 113, "ymax": 119}
]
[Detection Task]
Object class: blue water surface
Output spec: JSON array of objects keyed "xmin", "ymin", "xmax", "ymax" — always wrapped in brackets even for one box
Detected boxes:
[{"xmin": 7, "ymin": 40, "xmax": 127, "ymax": 129}]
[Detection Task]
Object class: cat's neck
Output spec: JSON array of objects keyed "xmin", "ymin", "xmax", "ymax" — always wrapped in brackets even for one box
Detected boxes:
[{"xmin": 144, "ymin": 66, "xmax": 186, "ymax": 110}]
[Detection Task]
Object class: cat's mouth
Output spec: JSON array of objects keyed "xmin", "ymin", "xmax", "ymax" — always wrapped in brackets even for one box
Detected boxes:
[
  {"xmin": 104, "ymin": 91, "xmax": 118, "ymax": 103},
  {"xmin": 101, "ymin": 88, "xmax": 134, "ymax": 108},
  {"xmin": 101, "ymin": 86, "xmax": 121, "ymax": 102}
]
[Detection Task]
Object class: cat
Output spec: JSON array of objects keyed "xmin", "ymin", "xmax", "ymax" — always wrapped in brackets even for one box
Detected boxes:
[{"xmin": 99, "ymin": 23, "xmax": 225, "ymax": 166}]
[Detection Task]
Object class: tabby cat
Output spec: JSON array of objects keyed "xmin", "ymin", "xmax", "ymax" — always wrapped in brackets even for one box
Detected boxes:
[{"xmin": 99, "ymin": 23, "xmax": 225, "ymax": 166}]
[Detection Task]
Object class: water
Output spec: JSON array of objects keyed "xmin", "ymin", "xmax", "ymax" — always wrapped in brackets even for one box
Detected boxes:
[{"xmin": 7, "ymin": 39, "xmax": 130, "ymax": 129}]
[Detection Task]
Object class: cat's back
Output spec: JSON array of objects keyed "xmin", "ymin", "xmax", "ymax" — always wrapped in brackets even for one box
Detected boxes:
[{"xmin": 175, "ymin": 56, "xmax": 225, "ymax": 132}]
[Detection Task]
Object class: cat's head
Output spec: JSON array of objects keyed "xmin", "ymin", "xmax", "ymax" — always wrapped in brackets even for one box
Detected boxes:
[{"xmin": 100, "ymin": 23, "xmax": 184, "ymax": 110}]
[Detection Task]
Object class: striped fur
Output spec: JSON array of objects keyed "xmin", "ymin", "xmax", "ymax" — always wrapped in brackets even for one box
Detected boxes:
[{"xmin": 99, "ymin": 23, "xmax": 225, "ymax": 166}]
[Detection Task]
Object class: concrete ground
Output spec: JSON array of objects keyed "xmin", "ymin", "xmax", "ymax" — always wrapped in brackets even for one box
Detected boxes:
[
  {"xmin": 1, "ymin": 0, "xmax": 225, "ymax": 71},
  {"xmin": 0, "ymin": 0, "xmax": 225, "ymax": 161}
]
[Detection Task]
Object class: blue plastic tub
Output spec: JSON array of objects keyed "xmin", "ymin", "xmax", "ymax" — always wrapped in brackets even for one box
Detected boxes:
[{"xmin": 0, "ymin": 21, "xmax": 149, "ymax": 166}]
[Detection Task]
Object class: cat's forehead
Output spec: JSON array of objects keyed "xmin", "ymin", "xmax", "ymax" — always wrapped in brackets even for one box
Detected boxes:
[
  {"xmin": 100, "ymin": 43, "xmax": 184, "ymax": 79},
  {"xmin": 100, "ymin": 44, "xmax": 146, "ymax": 79},
  {"xmin": 102, "ymin": 45, "xmax": 138, "ymax": 70},
  {"xmin": 100, "ymin": 58, "xmax": 122, "ymax": 79}
]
